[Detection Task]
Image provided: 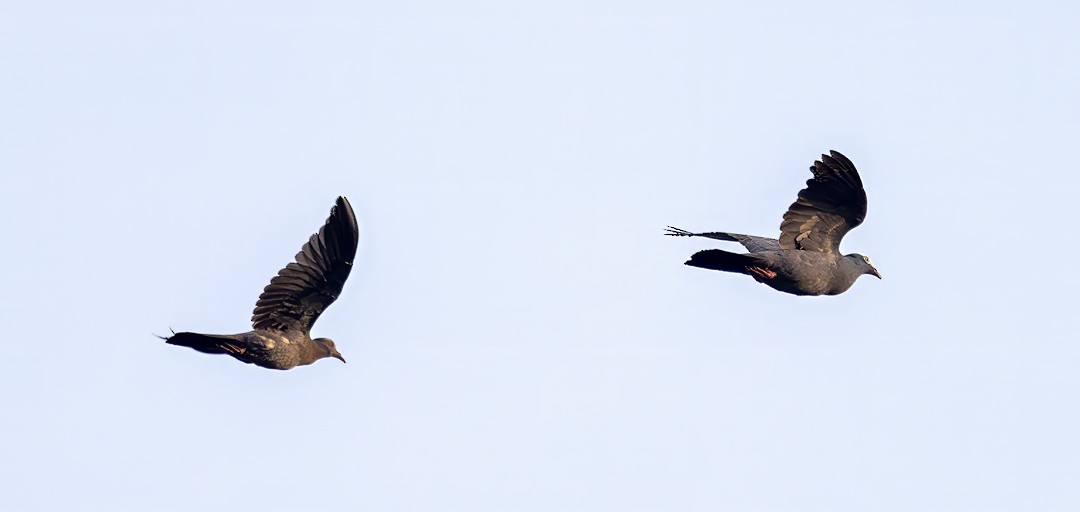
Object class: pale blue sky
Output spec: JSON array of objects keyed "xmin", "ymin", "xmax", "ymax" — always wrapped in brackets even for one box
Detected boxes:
[{"xmin": 3, "ymin": 1, "xmax": 1079, "ymax": 511}]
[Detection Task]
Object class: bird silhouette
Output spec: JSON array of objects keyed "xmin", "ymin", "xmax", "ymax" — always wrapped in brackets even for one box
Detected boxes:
[
  {"xmin": 667, "ymin": 151, "xmax": 880, "ymax": 296},
  {"xmin": 162, "ymin": 196, "xmax": 359, "ymax": 369}
]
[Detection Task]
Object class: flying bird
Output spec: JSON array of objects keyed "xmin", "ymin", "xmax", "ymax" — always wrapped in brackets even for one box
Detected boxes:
[
  {"xmin": 666, "ymin": 150, "xmax": 880, "ymax": 296},
  {"xmin": 161, "ymin": 196, "xmax": 359, "ymax": 369}
]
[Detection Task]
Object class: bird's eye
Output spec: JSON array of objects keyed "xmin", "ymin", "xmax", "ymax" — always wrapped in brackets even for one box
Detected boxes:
[{"xmin": 863, "ymin": 256, "xmax": 871, "ymax": 263}]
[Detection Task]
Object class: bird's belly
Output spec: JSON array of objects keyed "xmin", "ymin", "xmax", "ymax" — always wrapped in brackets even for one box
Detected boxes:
[
  {"xmin": 242, "ymin": 331, "xmax": 303, "ymax": 370},
  {"xmin": 762, "ymin": 267, "xmax": 833, "ymax": 296},
  {"xmin": 764, "ymin": 278, "xmax": 829, "ymax": 296}
]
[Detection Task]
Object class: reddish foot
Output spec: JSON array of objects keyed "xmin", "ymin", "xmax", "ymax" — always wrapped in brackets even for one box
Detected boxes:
[{"xmin": 747, "ymin": 266, "xmax": 777, "ymax": 282}]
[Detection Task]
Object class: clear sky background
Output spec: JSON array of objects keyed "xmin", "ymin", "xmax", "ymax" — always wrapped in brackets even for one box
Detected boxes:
[{"xmin": 3, "ymin": 1, "xmax": 1079, "ymax": 511}]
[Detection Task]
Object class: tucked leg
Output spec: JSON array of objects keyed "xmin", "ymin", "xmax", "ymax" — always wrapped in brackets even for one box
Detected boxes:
[{"xmin": 746, "ymin": 266, "xmax": 777, "ymax": 282}]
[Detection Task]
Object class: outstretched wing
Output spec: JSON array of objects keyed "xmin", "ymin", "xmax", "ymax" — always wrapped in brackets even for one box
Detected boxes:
[
  {"xmin": 252, "ymin": 196, "xmax": 359, "ymax": 333},
  {"xmin": 665, "ymin": 227, "xmax": 781, "ymax": 253},
  {"xmin": 778, "ymin": 151, "xmax": 867, "ymax": 254}
]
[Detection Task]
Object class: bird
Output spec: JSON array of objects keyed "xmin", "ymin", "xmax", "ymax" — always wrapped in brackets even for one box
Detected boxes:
[
  {"xmin": 161, "ymin": 196, "xmax": 359, "ymax": 369},
  {"xmin": 666, "ymin": 150, "xmax": 880, "ymax": 296}
]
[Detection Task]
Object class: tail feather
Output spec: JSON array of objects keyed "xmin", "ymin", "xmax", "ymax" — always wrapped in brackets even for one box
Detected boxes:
[
  {"xmin": 163, "ymin": 332, "xmax": 246, "ymax": 356},
  {"xmin": 685, "ymin": 249, "xmax": 758, "ymax": 275}
]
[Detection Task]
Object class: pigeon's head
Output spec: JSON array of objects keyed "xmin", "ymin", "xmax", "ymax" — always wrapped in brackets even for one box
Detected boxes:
[
  {"xmin": 315, "ymin": 338, "xmax": 347, "ymax": 364},
  {"xmin": 847, "ymin": 253, "xmax": 882, "ymax": 279}
]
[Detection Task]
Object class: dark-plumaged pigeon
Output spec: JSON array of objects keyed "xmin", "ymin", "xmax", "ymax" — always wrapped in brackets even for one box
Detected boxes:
[
  {"xmin": 161, "ymin": 196, "xmax": 359, "ymax": 369},
  {"xmin": 666, "ymin": 150, "xmax": 880, "ymax": 296}
]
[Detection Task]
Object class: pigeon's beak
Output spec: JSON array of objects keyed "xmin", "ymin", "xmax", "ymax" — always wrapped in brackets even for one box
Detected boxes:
[
  {"xmin": 332, "ymin": 351, "xmax": 347, "ymax": 364},
  {"xmin": 869, "ymin": 266, "xmax": 882, "ymax": 279}
]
